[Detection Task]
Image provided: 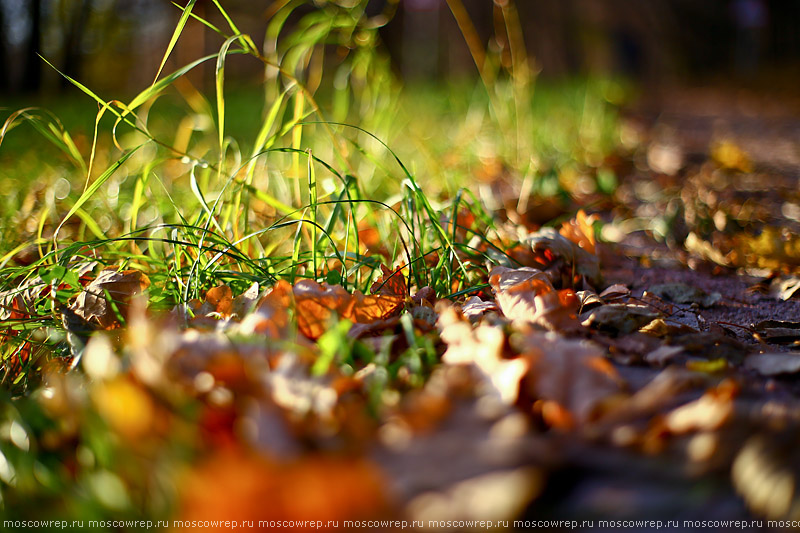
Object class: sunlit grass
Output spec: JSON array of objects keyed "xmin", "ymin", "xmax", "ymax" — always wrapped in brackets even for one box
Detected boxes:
[
  {"xmin": 0, "ymin": 0, "xmax": 626, "ymax": 389},
  {"xmin": 0, "ymin": 1, "xmax": 624, "ymax": 521}
]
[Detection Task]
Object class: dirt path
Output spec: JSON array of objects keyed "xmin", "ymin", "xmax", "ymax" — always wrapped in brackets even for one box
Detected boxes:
[
  {"xmin": 529, "ymin": 86, "xmax": 800, "ymax": 529},
  {"xmin": 378, "ymin": 88, "xmax": 800, "ymax": 530}
]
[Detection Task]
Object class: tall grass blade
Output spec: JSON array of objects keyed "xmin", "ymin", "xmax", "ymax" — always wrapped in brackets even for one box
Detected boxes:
[
  {"xmin": 153, "ymin": 0, "xmax": 197, "ymax": 86},
  {"xmin": 53, "ymin": 146, "xmax": 144, "ymax": 248}
]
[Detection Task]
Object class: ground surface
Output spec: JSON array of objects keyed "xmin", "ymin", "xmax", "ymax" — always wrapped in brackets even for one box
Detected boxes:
[
  {"xmin": 5, "ymin": 85, "xmax": 800, "ymax": 532},
  {"xmin": 373, "ymin": 86, "xmax": 800, "ymax": 531},
  {"xmin": 521, "ymin": 86, "xmax": 800, "ymax": 530}
]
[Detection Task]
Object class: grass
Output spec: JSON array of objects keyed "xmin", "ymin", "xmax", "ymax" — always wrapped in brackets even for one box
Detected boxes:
[{"xmin": 0, "ymin": 0, "xmax": 623, "ymax": 525}]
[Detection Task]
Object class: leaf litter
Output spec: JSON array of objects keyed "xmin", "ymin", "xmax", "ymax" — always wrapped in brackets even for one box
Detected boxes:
[{"xmin": 7, "ymin": 94, "xmax": 800, "ymax": 529}]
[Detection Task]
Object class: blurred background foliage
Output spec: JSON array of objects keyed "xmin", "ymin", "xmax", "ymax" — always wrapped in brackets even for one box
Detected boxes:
[{"xmin": 1, "ymin": 0, "xmax": 799, "ymax": 96}]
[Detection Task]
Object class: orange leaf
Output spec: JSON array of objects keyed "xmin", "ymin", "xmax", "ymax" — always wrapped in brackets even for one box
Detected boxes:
[
  {"xmin": 559, "ymin": 209, "xmax": 598, "ymax": 254},
  {"xmin": 370, "ymin": 264, "xmax": 407, "ymax": 298},
  {"xmin": 351, "ymin": 292, "xmax": 404, "ymax": 324},
  {"xmin": 293, "ymin": 280, "xmax": 403, "ymax": 340},
  {"xmin": 239, "ymin": 280, "xmax": 292, "ymax": 339},
  {"xmin": 176, "ymin": 449, "xmax": 388, "ymax": 531},
  {"xmin": 439, "ymin": 306, "xmax": 529, "ymax": 405},
  {"xmin": 204, "ymin": 284, "xmax": 233, "ymax": 316}
]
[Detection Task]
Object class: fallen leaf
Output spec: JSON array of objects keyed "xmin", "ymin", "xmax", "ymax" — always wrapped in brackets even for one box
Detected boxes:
[
  {"xmin": 685, "ymin": 232, "xmax": 730, "ymax": 267},
  {"xmin": 176, "ymin": 449, "xmax": 388, "ymax": 531},
  {"xmin": 70, "ymin": 269, "xmax": 151, "ymax": 329},
  {"xmin": 201, "ymin": 285, "xmax": 233, "ymax": 317},
  {"xmin": 559, "ymin": 209, "xmax": 598, "ymax": 254},
  {"xmin": 647, "ymin": 282, "xmax": 720, "ymax": 308},
  {"xmin": 370, "ymin": 264, "xmax": 407, "ymax": 298},
  {"xmin": 239, "ymin": 280, "xmax": 293, "ymax": 338},
  {"xmin": 686, "ymin": 358, "xmax": 728, "ymax": 374},
  {"xmin": 461, "ymin": 296, "xmax": 499, "ymax": 320},
  {"xmin": 663, "ymin": 380, "xmax": 737, "ymax": 434},
  {"xmin": 519, "ymin": 332, "xmax": 627, "ymax": 428},
  {"xmin": 93, "ymin": 377, "xmax": 156, "ymax": 440},
  {"xmin": 670, "ymin": 332, "xmax": 748, "ymax": 363},
  {"xmin": 745, "ymin": 353, "xmax": 800, "ymax": 376},
  {"xmin": 576, "ymin": 290, "xmax": 604, "ymax": 313},
  {"xmin": 599, "ymin": 284, "xmax": 631, "ymax": 301},
  {"xmin": 294, "ymin": 280, "xmax": 403, "ymax": 340},
  {"xmin": 406, "ymin": 467, "xmax": 542, "ymax": 527},
  {"xmin": 488, "ymin": 266, "xmax": 578, "ymax": 330},
  {"xmin": 580, "ymin": 304, "xmax": 659, "ymax": 334},
  {"xmin": 644, "ymin": 345, "xmax": 684, "ymax": 366},
  {"xmin": 753, "ymin": 320, "xmax": 800, "ymax": 344},
  {"xmin": 733, "ymin": 227, "xmax": 800, "ymax": 270},
  {"xmin": 525, "ymin": 227, "xmax": 601, "ymax": 287},
  {"xmin": 768, "ymin": 275, "xmax": 800, "ymax": 301},
  {"xmin": 733, "ymin": 434, "xmax": 798, "ymax": 520},
  {"xmin": 231, "ymin": 282, "xmax": 260, "ymax": 318},
  {"xmin": 439, "ymin": 307, "xmax": 528, "ymax": 406}
]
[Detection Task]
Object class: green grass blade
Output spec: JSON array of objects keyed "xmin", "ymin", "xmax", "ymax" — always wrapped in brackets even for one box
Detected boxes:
[
  {"xmin": 153, "ymin": 0, "xmax": 197, "ymax": 86},
  {"xmin": 54, "ymin": 145, "xmax": 144, "ymax": 248},
  {"xmin": 216, "ymin": 35, "xmax": 241, "ymax": 153}
]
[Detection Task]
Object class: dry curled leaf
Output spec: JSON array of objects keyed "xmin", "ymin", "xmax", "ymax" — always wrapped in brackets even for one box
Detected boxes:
[
  {"xmin": 238, "ymin": 280, "xmax": 292, "ymax": 338},
  {"xmin": 753, "ymin": 320, "xmax": 800, "ymax": 344},
  {"xmin": 70, "ymin": 269, "xmax": 151, "ymax": 329},
  {"xmin": 768, "ymin": 275, "xmax": 800, "ymax": 301},
  {"xmin": 488, "ymin": 266, "xmax": 578, "ymax": 330},
  {"xmin": 203, "ymin": 284, "xmax": 234, "ymax": 317},
  {"xmin": 461, "ymin": 296, "xmax": 499, "ymax": 320},
  {"xmin": 525, "ymin": 227, "xmax": 601, "ymax": 288}
]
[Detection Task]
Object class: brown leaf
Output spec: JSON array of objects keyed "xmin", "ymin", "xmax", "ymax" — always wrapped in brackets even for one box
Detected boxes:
[
  {"xmin": 176, "ymin": 449, "xmax": 389, "ymax": 531},
  {"xmin": 580, "ymin": 304, "xmax": 659, "ymax": 334},
  {"xmin": 238, "ymin": 281, "xmax": 292, "ymax": 338},
  {"xmin": 70, "ymin": 269, "xmax": 151, "ymax": 329},
  {"xmin": 559, "ymin": 209, "xmax": 598, "ymax": 254},
  {"xmin": 525, "ymin": 227, "xmax": 601, "ymax": 287},
  {"xmin": 646, "ymin": 282, "xmax": 720, "ymax": 308},
  {"xmin": 488, "ymin": 266, "xmax": 578, "ymax": 330},
  {"xmin": 294, "ymin": 280, "xmax": 403, "ymax": 340},
  {"xmin": 745, "ymin": 353, "xmax": 800, "ymax": 376},
  {"xmin": 439, "ymin": 306, "xmax": 528, "ymax": 406},
  {"xmin": 753, "ymin": 320, "xmax": 800, "ymax": 344},
  {"xmin": 204, "ymin": 284, "xmax": 234, "ymax": 316},
  {"xmin": 598, "ymin": 284, "xmax": 631, "ymax": 301},
  {"xmin": 370, "ymin": 264, "xmax": 407, "ymax": 298},
  {"xmin": 519, "ymin": 333, "xmax": 627, "ymax": 428}
]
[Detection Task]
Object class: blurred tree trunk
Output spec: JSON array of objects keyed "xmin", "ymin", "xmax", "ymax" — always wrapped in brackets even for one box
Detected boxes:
[
  {"xmin": 22, "ymin": 0, "xmax": 42, "ymax": 92},
  {"xmin": 61, "ymin": 0, "xmax": 94, "ymax": 90},
  {"xmin": 0, "ymin": 0, "xmax": 8, "ymax": 93}
]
